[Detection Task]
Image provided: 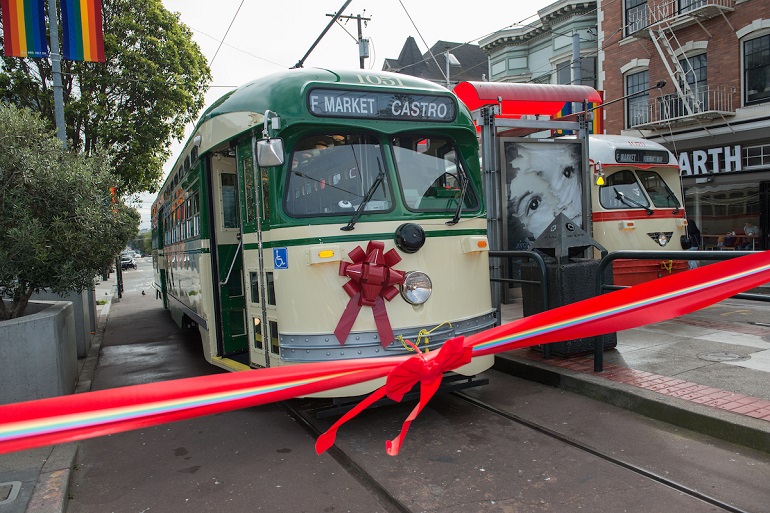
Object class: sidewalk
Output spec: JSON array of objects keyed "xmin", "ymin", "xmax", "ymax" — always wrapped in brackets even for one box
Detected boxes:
[
  {"xmin": 0, "ymin": 275, "xmax": 116, "ymax": 513},
  {"xmin": 1, "ymin": 282, "xmax": 769, "ymax": 512},
  {"xmin": 496, "ymin": 298, "xmax": 770, "ymax": 453}
]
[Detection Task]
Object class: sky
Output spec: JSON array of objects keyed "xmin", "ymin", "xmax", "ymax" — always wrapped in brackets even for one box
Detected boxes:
[{"xmin": 134, "ymin": 0, "xmax": 556, "ymax": 229}]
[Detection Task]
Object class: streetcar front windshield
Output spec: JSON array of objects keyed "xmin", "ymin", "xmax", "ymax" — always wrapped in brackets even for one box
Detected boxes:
[
  {"xmin": 285, "ymin": 133, "xmax": 392, "ymax": 217},
  {"xmin": 636, "ymin": 170, "xmax": 680, "ymax": 208},
  {"xmin": 599, "ymin": 169, "xmax": 650, "ymax": 210},
  {"xmin": 391, "ymin": 135, "xmax": 478, "ymax": 212}
]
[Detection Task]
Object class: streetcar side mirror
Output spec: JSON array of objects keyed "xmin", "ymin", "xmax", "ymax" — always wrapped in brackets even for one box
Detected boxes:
[{"xmin": 256, "ymin": 138, "xmax": 285, "ymax": 167}]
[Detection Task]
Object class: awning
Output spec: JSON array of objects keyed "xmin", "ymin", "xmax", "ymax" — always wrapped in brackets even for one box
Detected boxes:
[{"xmin": 453, "ymin": 81, "xmax": 603, "ymax": 117}]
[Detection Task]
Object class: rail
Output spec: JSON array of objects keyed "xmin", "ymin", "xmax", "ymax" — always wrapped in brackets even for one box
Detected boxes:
[
  {"xmin": 219, "ymin": 238, "xmax": 243, "ymax": 287},
  {"xmin": 489, "ymin": 250, "xmax": 551, "ymax": 357},
  {"xmin": 629, "ymin": 85, "xmax": 736, "ymax": 129},
  {"xmin": 594, "ymin": 250, "xmax": 770, "ymax": 372}
]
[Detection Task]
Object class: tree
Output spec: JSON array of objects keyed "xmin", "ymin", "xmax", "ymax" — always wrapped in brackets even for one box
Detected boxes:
[
  {"xmin": 0, "ymin": 0, "xmax": 211, "ymax": 194},
  {"xmin": 0, "ymin": 104, "xmax": 139, "ymax": 320}
]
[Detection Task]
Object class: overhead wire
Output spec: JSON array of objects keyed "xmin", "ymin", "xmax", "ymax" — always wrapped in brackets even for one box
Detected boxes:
[
  {"xmin": 209, "ymin": 0, "xmax": 245, "ymax": 67},
  {"xmin": 390, "ymin": 0, "xmax": 623, "ymax": 86}
]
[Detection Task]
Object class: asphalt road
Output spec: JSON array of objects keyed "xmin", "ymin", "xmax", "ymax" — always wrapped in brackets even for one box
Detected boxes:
[{"xmin": 64, "ymin": 258, "xmax": 770, "ymax": 513}]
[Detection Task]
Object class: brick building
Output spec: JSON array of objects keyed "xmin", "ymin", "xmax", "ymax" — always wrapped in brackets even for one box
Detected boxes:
[{"xmin": 598, "ymin": 0, "xmax": 770, "ymax": 248}]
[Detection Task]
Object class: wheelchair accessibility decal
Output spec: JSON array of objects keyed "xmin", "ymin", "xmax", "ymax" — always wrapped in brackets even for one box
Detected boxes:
[{"xmin": 273, "ymin": 247, "xmax": 288, "ymax": 269}]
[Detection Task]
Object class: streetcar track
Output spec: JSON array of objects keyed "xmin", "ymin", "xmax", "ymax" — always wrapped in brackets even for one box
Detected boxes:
[
  {"xmin": 282, "ymin": 389, "xmax": 752, "ymax": 513},
  {"xmin": 281, "ymin": 400, "xmax": 413, "ymax": 513},
  {"xmin": 453, "ymin": 391, "xmax": 751, "ymax": 513}
]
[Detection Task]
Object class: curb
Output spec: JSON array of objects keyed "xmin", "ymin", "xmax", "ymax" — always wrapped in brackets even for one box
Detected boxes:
[
  {"xmin": 24, "ymin": 299, "xmax": 111, "ymax": 512},
  {"xmin": 24, "ymin": 445, "xmax": 77, "ymax": 513},
  {"xmin": 493, "ymin": 353, "xmax": 770, "ymax": 454}
]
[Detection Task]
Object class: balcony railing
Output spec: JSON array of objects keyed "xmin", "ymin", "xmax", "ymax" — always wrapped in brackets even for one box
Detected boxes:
[
  {"xmin": 626, "ymin": 0, "xmax": 735, "ymax": 36},
  {"xmin": 629, "ymin": 85, "xmax": 736, "ymax": 129}
]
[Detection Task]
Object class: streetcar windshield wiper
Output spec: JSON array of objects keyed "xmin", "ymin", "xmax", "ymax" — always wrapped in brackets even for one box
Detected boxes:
[
  {"xmin": 446, "ymin": 171, "xmax": 468, "ymax": 225},
  {"xmin": 614, "ymin": 188, "xmax": 653, "ymax": 215},
  {"xmin": 341, "ymin": 158, "xmax": 385, "ymax": 231},
  {"xmin": 668, "ymin": 191, "xmax": 681, "ymax": 215}
]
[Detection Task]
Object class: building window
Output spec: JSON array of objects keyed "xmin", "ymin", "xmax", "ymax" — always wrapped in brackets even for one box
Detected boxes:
[
  {"xmin": 679, "ymin": 0, "xmax": 706, "ymax": 14},
  {"xmin": 744, "ymin": 34, "xmax": 770, "ymax": 105},
  {"xmin": 743, "ymin": 144, "xmax": 770, "ymax": 169},
  {"xmin": 660, "ymin": 53, "xmax": 708, "ymax": 117},
  {"xmin": 626, "ymin": 70, "xmax": 649, "ymax": 127},
  {"xmin": 625, "ymin": 0, "xmax": 648, "ymax": 36}
]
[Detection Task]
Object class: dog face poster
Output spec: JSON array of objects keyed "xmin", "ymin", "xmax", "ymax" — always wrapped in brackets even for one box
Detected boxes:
[{"xmin": 502, "ymin": 140, "xmax": 583, "ymax": 250}]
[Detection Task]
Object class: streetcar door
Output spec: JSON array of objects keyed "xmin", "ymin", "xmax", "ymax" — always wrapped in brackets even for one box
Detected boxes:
[
  {"xmin": 213, "ymin": 157, "xmax": 248, "ymax": 358},
  {"xmin": 236, "ymin": 139, "xmax": 268, "ymax": 367}
]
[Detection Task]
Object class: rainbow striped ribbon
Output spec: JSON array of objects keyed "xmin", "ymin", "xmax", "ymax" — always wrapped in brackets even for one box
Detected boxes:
[
  {"xmin": 61, "ymin": 0, "xmax": 104, "ymax": 62},
  {"xmin": 1, "ymin": 0, "xmax": 48, "ymax": 58},
  {"xmin": 1, "ymin": 251, "xmax": 769, "ymax": 456}
]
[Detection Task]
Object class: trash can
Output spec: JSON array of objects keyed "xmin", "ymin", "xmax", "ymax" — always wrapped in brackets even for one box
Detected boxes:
[{"xmin": 521, "ymin": 214, "xmax": 617, "ymax": 357}]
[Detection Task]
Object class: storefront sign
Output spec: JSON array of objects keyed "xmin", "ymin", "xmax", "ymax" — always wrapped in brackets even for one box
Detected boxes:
[{"xmin": 678, "ymin": 145, "xmax": 742, "ymax": 176}]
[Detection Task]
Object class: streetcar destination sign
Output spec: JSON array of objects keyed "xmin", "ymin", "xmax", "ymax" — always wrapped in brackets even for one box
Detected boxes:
[
  {"xmin": 308, "ymin": 88, "xmax": 456, "ymax": 122},
  {"xmin": 614, "ymin": 149, "xmax": 669, "ymax": 164}
]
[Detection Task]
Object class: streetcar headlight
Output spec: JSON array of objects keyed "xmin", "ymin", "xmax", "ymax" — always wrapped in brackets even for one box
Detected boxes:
[
  {"xmin": 400, "ymin": 271, "xmax": 432, "ymax": 305},
  {"xmin": 647, "ymin": 231, "xmax": 672, "ymax": 247}
]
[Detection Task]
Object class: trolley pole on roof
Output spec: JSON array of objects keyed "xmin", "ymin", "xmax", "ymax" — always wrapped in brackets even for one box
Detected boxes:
[{"xmin": 291, "ymin": 0, "xmax": 353, "ymax": 69}]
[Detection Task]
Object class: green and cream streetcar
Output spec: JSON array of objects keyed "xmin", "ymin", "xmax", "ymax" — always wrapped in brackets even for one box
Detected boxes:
[{"xmin": 151, "ymin": 68, "xmax": 495, "ymax": 396}]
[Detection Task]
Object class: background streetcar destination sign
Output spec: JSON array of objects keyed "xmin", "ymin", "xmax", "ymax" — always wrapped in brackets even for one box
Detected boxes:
[
  {"xmin": 614, "ymin": 149, "xmax": 670, "ymax": 164},
  {"xmin": 308, "ymin": 88, "xmax": 456, "ymax": 122}
]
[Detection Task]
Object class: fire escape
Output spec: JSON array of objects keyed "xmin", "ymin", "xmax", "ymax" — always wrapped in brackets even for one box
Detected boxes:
[{"xmin": 626, "ymin": 0, "xmax": 736, "ymax": 129}]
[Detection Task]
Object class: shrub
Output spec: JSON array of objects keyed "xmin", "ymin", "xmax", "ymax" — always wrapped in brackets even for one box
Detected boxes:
[{"xmin": 0, "ymin": 104, "xmax": 138, "ymax": 320}]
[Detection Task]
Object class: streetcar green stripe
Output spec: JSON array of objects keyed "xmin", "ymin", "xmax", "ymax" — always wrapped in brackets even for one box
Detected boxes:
[{"xmin": 242, "ymin": 229, "xmax": 486, "ymax": 251}]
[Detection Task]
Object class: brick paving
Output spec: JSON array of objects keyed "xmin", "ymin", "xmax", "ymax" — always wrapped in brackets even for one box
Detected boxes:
[{"xmin": 512, "ymin": 348, "xmax": 770, "ymax": 422}]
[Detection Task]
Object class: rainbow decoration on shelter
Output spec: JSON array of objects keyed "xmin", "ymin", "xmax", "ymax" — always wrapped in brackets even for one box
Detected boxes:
[
  {"xmin": 551, "ymin": 90, "xmax": 605, "ymax": 136},
  {"xmin": 1, "ymin": 0, "xmax": 48, "ymax": 58},
  {"xmin": 1, "ymin": 251, "xmax": 769, "ymax": 457},
  {"xmin": 61, "ymin": 0, "xmax": 104, "ymax": 62}
]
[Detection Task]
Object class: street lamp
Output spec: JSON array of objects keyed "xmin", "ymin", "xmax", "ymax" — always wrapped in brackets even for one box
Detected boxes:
[{"xmin": 445, "ymin": 50, "xmax": 460, "ymax": 89}]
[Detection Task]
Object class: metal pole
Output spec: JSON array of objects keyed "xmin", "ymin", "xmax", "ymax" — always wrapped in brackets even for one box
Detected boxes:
[
  {"xmin": 445, "ymin": 51, "xmax": 450, "ymax": 89},
  {"xmin": 356, "ymin": 15, "xmax": 364, "ymax": 69},
  {"xmin": 579, "ymin": 101, "xmax": 592, "ymax": 239},
  {"xmin": 571, "ymin": 32, "xmax": 582, "ymax": 113},
  {"xmin": 46, "ymin": 0, "xmax": 67, "ymax": 148}
]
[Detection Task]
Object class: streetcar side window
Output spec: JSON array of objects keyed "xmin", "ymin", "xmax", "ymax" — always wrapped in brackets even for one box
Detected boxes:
[
  {"xmin": 221, "ymin": 173, "xmax": 239, "ymax": 228},
  {"xmin": 285, "ymin": 133, "xmax": 392, "ymax": 217},
  {"xmin": 391, "ymin": 135, "xmax": 478, "ymax": 212},
  {"xmin": 599, "ymin": 169, "xmax": 650, "ymax": 209}
]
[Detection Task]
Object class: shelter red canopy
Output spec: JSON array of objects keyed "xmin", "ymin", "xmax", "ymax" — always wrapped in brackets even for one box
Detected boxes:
[{"xmin": 453, "ymin": 81, "xmax": 603, "ymax": 117}]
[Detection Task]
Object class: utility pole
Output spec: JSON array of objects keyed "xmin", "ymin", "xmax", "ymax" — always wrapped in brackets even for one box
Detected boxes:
[
  {"xmin": 332, "ymin": 13, "xmax": 372, "ymax": 69},
  {"xmin": 571, "ymin": 31, "xmax": 582, "ymax": 114}
]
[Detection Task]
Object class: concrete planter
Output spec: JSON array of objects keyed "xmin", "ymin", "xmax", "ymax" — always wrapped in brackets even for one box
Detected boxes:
[
  {"xmin": 0, "ymin": 300, "xmax": 78, "ymax": 405},
  {"xmin": 32, "ymin": 289, "xmax": 96, "ymax": 358}
]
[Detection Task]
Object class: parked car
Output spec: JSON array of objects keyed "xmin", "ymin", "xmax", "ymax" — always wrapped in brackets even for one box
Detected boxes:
[{"xmin": 120, "ymin": 255, "xmax": 137, "ymax": 270}]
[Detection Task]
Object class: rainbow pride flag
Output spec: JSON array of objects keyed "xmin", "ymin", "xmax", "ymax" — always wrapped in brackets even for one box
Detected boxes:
[
  {"xmin": 551, "ymin": 91, "xmax": 605, "ymax": 136},
  {"xmin": 61, "ymin": 0, "xmax": 104, "ymax": 62},
  {"xmin": 1, "ymin": 0, "xmax": 48, "ymax": 58}
]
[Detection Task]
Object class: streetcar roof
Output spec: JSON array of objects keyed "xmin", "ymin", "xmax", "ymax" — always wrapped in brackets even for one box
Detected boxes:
[
  {"xmin": 156, "ymin": 68, "xmax": 474, "ymax": 207},
  {"xmin": 557, "ymin": 134, "xmax": 678, "ymax": 167},
  {"xmin": 584, "ymin": 134, "xmax": 677, "ymax": 167}
]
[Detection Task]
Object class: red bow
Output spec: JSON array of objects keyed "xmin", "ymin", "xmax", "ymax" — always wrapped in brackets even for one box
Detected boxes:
[
  {"xmin": 334, "ymin": 241, "xmax": 405, "ymax": 347},
  {"xmin": 315, "ymin": 336, "xmax": 471, "ymax": 456}
]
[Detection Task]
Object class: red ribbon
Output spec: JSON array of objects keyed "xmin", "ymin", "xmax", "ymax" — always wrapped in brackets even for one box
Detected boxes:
[
  {"xmin": 1, "ymin": 252, "xmax": 768, "ymax": 457},
  {"xmin": 334, "ymin": 241, "xmax": 405, "ymax": 347},
  {"xmin": 315, "ymin": 336, "xmax": 472, "ymax": 456}
]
